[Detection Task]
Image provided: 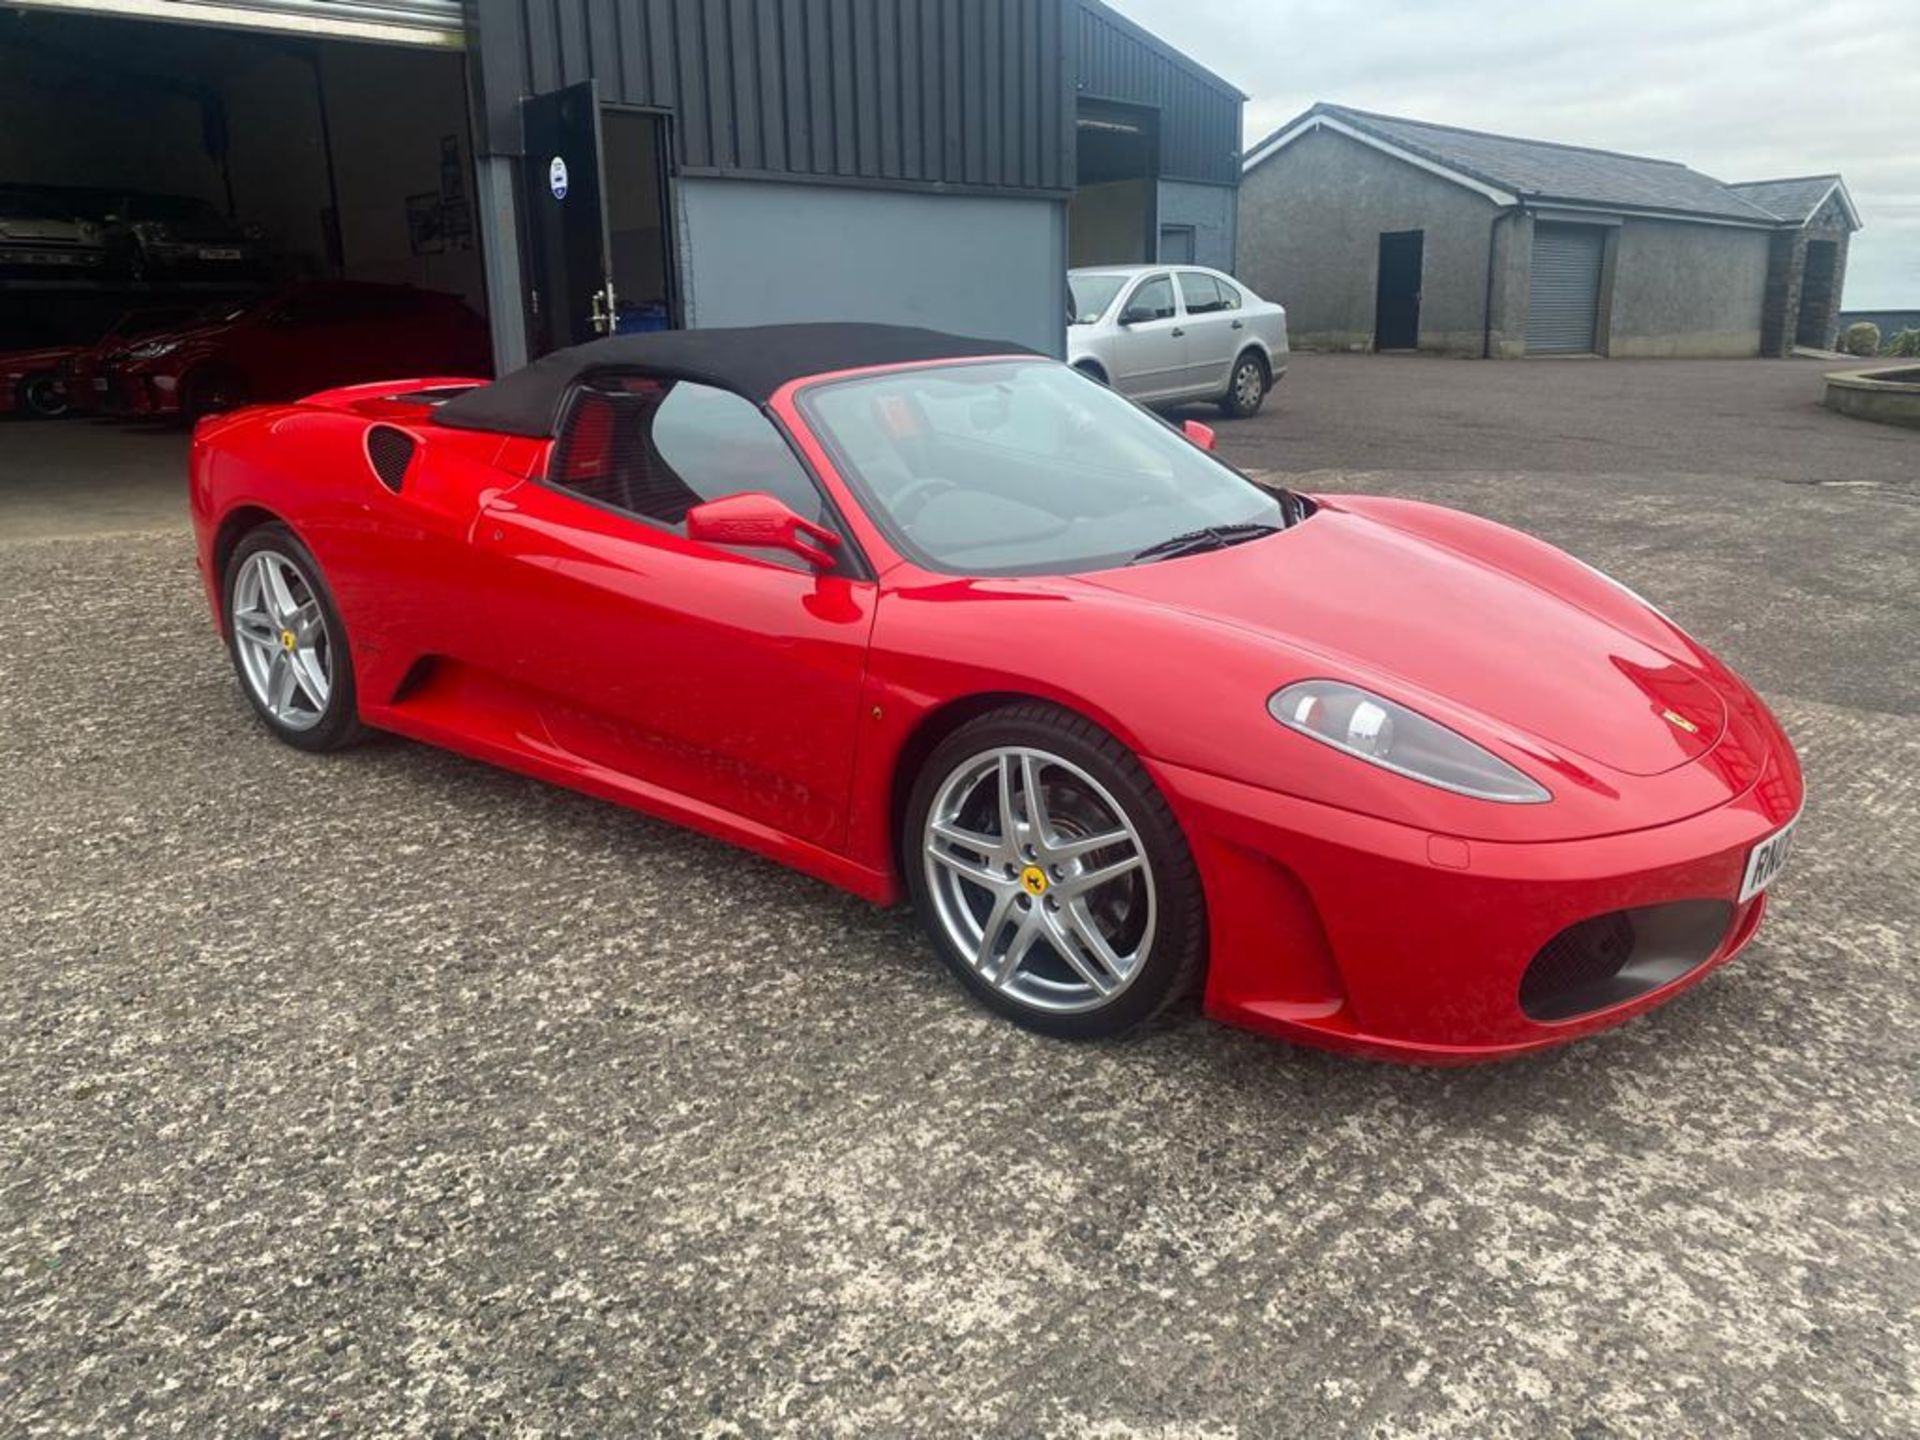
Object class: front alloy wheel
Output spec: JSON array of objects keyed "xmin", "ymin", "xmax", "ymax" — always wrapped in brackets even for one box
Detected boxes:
[
  {"xmin": 906, "ymin": 705, "xmax": 1205, "ymax": 1037},
  {"xmin": 17, "ymin": 374, "xmax": 68, "ymax": 419}
]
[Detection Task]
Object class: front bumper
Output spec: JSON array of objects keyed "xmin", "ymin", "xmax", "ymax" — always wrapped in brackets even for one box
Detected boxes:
[
  {"xmin": 92, "ymin": 366, "xmax": 182, "ymax": 416},
  {"xmin": 0, "ymin": 246, "xmax": 105, "ymax": 275},
  {"xmin": 135, "ymin": 243, "xmax": 263, "ymax": 279},
  {"xmin": 1156, "ymin": 750, "xmax": 1802, "ymax": 1063}
]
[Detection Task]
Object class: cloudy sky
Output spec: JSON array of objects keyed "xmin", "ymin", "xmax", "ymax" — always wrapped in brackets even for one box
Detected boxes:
[{"xmin": 1109, "ymin": 0, "xmax": 1919, "ymax": 308}]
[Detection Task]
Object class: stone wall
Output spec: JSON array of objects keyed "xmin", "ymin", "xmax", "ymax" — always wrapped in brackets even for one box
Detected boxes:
[
  {"xmin": 1238, "ymin": 126, "xmax": 1509, "ymax": 355},
  {"xmin": 1760, "ymin": 192, "xmax": 1854, "ymax": 357},
  {"xmin": 1605, "ymin": 218, "xmax": 1771, "ymax": 358}
]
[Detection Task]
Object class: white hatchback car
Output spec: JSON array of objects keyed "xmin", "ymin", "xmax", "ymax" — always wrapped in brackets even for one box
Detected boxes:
[{"xmin": 1067, "ymin": 265, "xmax": 1288, "ymax": 417}]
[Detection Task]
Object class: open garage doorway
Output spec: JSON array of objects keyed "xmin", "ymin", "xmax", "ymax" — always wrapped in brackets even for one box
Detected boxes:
[
  {"xmin": 518, "ymin": 86, "xmax": 677, "ymax": 355},
  {"xmin": 1795, "ymin": 240, "xmax": 1839, "ymax": 350},
  {"xmin": 602, "ymin": 108, "xmax": 676, "ymax": 340},
  {"xmin": 0, "ymin": 8, "xmax": 490, "ymax": 431},
  {"xmin": 1068, "ymin": 100, "xmax": 1158, "ymax": 268}
]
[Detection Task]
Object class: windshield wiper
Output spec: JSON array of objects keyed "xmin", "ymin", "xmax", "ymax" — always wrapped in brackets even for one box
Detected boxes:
[{"xmin": 1129, "ymin": 522, "xmax": 1281, "ymax": 565}]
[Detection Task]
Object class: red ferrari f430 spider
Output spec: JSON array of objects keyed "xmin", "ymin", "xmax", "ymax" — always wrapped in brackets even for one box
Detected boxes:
[{"xmin": 188, "ymin": 325, "xmax": 1802, "ymax": 1062}]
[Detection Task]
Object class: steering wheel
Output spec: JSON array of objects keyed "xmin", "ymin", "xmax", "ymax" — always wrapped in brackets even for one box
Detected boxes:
[{"xmin": 889, "ymin": 476, "xmax": 958, "ymax": 527}]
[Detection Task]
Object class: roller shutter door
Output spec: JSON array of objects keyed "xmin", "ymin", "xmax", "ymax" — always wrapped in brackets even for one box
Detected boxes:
[{"xmin": 1526, "ymin": 223, "xmax": 1605, "ymax": 354}]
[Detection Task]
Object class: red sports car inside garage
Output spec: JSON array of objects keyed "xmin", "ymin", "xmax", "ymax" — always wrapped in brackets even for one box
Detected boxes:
[{"xmin": 90, "ymin": 282, "xmax": 490, "ymax": 423}]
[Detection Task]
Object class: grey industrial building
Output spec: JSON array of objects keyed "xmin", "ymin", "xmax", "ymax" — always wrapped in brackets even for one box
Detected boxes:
[
  {"xmin": 4, "ymin": 0, "xmax": 1243, "ymax": 374},
  {"xmin": 1239, "ymin": 103, "xmax": 1860, "ymax": 359}
]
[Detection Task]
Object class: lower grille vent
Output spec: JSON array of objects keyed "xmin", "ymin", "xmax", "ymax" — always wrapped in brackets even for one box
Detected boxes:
[{"xmin": 1520, "ymin": 900, "xmax": 1733, "ymax": 1022}]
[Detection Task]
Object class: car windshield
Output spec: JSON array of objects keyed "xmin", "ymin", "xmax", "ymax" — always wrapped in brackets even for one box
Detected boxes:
[
  {"xmin": 1068, "ymin": 274, "xmax": 1128, "ymax": 325},
  {"xmin": 799, "ymin": 359, "xmax": 1289, "ymax": 576},
  {"xmin": 107, "ymin": 307, "xmax": 201, "ymax": 340},
  {"xmin": 133, "ymin": 194, "xmax": 226, "ymax": 223}
]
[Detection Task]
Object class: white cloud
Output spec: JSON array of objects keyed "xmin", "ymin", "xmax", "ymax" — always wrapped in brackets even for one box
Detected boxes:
[{"xmin": 1108, "ymin": 0, "xmax": 1920, "ymax": 309}]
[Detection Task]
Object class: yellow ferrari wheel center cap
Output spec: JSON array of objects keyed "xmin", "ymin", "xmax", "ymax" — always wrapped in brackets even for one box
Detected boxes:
[
  {"xmin": 1020, "ymin": 865, "xmax": 1049, "ymax": 897},
  {"xmin": 280, "ymin": 629, "xmax": 297, "ymax": 651}
]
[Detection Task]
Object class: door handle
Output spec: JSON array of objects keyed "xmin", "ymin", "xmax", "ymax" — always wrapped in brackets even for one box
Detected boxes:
[
  {"xmin": 589, "ymin": 280, "xmax": 618, "ymax": 336},
  {"xmin": 1231, "ymin": 319, "xmax": 1244, "ymax": 329},
  {"xmin": 1171, "ymin": 327, "xmax": 1185, "ymax": 338}
]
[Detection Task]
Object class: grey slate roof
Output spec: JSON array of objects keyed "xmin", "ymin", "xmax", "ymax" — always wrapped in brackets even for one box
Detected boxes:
[
  {"xmin": 1259, "ymin": 104, "xmax": 1786, "ymax": 225},
  {"xmin": 1727, "ymin": 176, "xmax": 1845, "ymax": 224}
]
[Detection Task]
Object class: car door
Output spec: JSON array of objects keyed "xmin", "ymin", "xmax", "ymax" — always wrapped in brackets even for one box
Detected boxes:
[
  {"xmin": 1176, "ymin": 271, "xmax": 1238, "ymax": 397},
  {"xmin": 476, "ymin": 376, "xmax": 876, "ymax": 848},
  {"xmin": 1106, "ymin": 273, "xmax": 1188, "ymax": 401}
]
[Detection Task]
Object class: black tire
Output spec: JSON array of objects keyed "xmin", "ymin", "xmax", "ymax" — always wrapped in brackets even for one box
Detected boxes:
[
  {"xmin": 903, "ymin": 702, "xmax": 1207, "ymax": 1039},
  {"xmin": 16, "ymin": 373, "xmax": 69, "ymax": 419},
  {"xmin": 1219, "ymin": 350, "xmax": 1268, "ymax": 418},
  {"xmin": 223, "ymin": 522, "xmax": 368, "ymax": 752},
  {"xmin": 181, "ymin": 365, "xmax": 251, "ymax": 425}
]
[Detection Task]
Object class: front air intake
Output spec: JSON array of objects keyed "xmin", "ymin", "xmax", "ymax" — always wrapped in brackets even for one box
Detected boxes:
[
  {"xmin": 1520, "ymin": 900, "xmax": 1734, "ymax": 1022},
  {"xmin": 366, "ymin": 425, "xmax": 416, "ymax": 493}
]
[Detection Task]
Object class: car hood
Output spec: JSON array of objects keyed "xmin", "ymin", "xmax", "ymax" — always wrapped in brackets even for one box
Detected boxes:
[
  {"xmin": 112, "ymin": 318, "xmax": 239, "ymax": 359},
  {"xmin": 137, "ymin": 216, "xmax": 247, "ymax": 244},
  {"xmin": 1076, "ymin": 496, "xmax": 1729, "ymax": 778},
  {"xmin": 0, "ymin": 345, "xmax": 78, "ymax": 373}
]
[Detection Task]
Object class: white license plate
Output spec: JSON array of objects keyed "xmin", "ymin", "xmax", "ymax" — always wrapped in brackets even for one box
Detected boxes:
[
  {"xmin": 199, "ymin": 248, "xmax": 243, "ymax": 260},
  {"xmin": 1738, "ymin": 818, "xmax": 1797, "ymax": 903}
]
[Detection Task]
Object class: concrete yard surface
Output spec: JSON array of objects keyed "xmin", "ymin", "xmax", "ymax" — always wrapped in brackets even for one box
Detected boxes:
[{"xmin": 1, "ymin": 357, "xmax": 1917, "ymax": 1436}]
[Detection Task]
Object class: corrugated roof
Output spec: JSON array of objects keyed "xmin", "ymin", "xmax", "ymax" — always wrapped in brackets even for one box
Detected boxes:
[
  {"xmin": 1250, "ymin": 103, "xmax": 1787, "ymax": 225},
  {"xmin": 1078, "ymin": 0, "xmax": 1248, "ymax": 102},
  {"xmin": 1727, "ymin": 176, "xmax": 1846, "ymax": 224}
]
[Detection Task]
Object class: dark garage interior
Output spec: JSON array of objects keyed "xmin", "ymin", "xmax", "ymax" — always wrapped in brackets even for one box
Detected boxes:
[
  {"xmin": 0, "ymin": 9, "xmax": 488, "ymax": 421},
  {"xmin": 1068, "ymin": 99, "xmax": 1159, "ymax": 267}
]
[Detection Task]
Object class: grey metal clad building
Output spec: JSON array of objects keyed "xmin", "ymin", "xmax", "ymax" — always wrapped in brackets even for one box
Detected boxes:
[
  {"xmin": 466, "ymin": 0, "xmax": 1080, "ymax": 367},
  {"xmin": 1070, "ymin": 0, "xmax": 1245, "ymax": 271},
  {"xmin": 2, "ymin": 0, "xmax": 1240, "ymax": 374},
  {"xmin": 1239, "ymin": 103, "xmax": 1861, "ymax": 359},
  {"xmin": 464, "ymin": 0, "xmax": 1247, "ymax": 369}
]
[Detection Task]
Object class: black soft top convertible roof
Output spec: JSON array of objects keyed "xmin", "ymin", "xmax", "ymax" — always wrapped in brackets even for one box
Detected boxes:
[{"xmin": 433, "ymin": 322, "xmax": 1039, "ymax": 438}]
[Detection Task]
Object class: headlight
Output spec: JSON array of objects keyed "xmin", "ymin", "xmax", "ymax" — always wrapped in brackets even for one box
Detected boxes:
[
  {"xmin": 127, "ymin": 340, "xmax": 179, "ymax": 361},
  {"xmin": 1269, "ymin": 680, "xmax": 1550, "ymax": 804}
]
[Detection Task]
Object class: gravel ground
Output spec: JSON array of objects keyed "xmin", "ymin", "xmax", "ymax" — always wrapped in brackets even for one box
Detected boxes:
[{"xmin": 2, "ymin": 358, "xmax": 1917, "ymax": 1436}]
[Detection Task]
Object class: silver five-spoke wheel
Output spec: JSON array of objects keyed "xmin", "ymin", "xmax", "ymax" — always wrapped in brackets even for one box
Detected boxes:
[
  {"xmin": 923, "ymin": 745, "xmax": 1156, "ymax": 1015},
  {"xmin": 230, "ymin": 549, "xmax": 333, "ymax": 732}
]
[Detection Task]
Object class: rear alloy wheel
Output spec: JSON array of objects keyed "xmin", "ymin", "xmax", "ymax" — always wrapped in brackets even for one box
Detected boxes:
[
  {"xmin": 224, "ymin": 524, "xmax": 365, "ymax": 752},
  {"xmin": 905, "ymin": 705, "xmax": 1206, "ymax": 1038},
  {"xmin": 1220, "ymin": 352, "xmax": 1267, "ymax": 418},
  {"xmin": 16, "ymin": 373, "xmax": 68, "ymax": 419}
]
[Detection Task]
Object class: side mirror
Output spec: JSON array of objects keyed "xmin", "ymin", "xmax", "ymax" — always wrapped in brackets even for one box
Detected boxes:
[
  {"xmin": 1119, "ymin": 306, "xmax": 1151, "ymax": 326},
  {"xmin": 1181, "ymin": 419, "xmax": 1217, "ymax": 452},
  {"xmin": 684, "ymin": 491, "xmax": 842, "ymax": 570}
]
